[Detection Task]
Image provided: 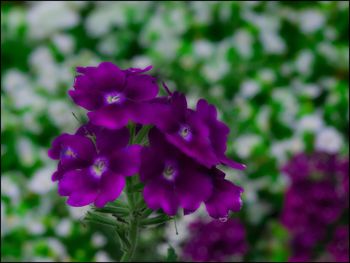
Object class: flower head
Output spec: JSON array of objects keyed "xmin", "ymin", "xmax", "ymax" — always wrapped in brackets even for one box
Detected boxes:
[
  {"xmin": 281, "ymin": 152, "xmax": 349, "ymax": 261},
  {"xmin": 140, "ymin": 127, "xmax": 213, "ymax": 215},
  {"xmin": 69, "ymin": 62, "xmax": 159, "ymax": 129},
  {"xmin": 48, "ymin": 123, "xmax": 141, "ymax": 207},
  {"xmin": 150, "ymin": 92, "xmax": 245, "ymax": 169}
]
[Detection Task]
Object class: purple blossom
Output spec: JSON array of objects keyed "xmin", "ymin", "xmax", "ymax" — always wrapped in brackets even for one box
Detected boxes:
[
  {"xmin": 140, "ymin": 127, "xmax": 213, "ymax": 215},
  {"xmin": 328, "ymin": 225, "xmax": 349, "ymax": 262},
  {"xmin": 69, "ymin": 62, "xmax": 159, "ymax": 129},
  {"xmin": 281, "ymin": 152, "xmax": 349, "ymax": 261},
  {"xmin": 150, "ymin": 92, "xmax": 245, "ymax": 170},
  {"xmin": 204, "ymin": 169, "xmax": 243, "ymax": 219},
  {"xmin": 48, "ymin": 123, "xmax": 141, "ymax": 207},
  {"xmin": 182, "ymin": 218, "xmax": 247, "ymax": 262}
]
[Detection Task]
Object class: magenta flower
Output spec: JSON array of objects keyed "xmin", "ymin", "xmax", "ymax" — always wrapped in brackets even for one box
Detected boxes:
[
  {"xmin": 204, "ymin": 168, "xmax": 243, "ymax": 219},
  {"xmin": 69, "ymin": 62, "xmax": 159, "ymax": 129},
  {"xmin": 182, "ymin": 218, "xmax": 247, "ymax": 262},
  {"xmin": 281, "ymin": 152, "xmax": 349, "ymax": 262},
  {"xmin": 140, "ymin": 127, "xmax": 213, "ymax": 215},
  {"xmin": 48, "ymin": 123, "xmax": 141, "ymax": 207},
  {"xmin": 150, "ymin": 92, "xmax": 245, "ymax": 169}
]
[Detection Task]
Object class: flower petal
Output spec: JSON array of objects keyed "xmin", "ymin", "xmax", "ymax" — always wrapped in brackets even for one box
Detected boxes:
[
  {"xmin": 124, "ymin": 74, "xmax": 158, "ymax": 101},
  {"xmin": 143, "ymin": 180, "xmax": 179, "ymax": 215},
  {"xmin": 94, "ymin": 171, "xmax": 125, "ymax": 207}
]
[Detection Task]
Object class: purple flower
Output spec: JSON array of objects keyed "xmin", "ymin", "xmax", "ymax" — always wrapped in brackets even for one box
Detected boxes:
[
  {"xmin": 328, "ymin": 225, "xmax": 349, "ymax": 262},
  {"xmin": 204, "ymin": 169, "xmax": 243, "ymax": 219},
  {"xmin": 281, "ymin": 152, "xmax": 348, "ymax": 261},
  {"xmin": 48, "ymin": 123, "xmax": 141, "ymax": 207},
  {"xmin": 150, "ymin": 92, "xmax": 245, "ymax": 170},
  {"xmin": 69, "ymin": 62, "xmax": 159, "ymax": 129},
  {"xmin": 140, "ymin": 127, "xmax": 213, "ymax": 215},
  {"xmin": 182, "ymin": 218, "xmax": 247, "ymax": 262}
]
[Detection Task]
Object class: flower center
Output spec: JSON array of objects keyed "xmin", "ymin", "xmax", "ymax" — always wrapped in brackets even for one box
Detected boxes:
[
  {"xmin": 91, "ymin": 158, "xmax": 107, "ymax": 178},
  {"xmin": 163, "ymin": 164, "xmax": 176, "ymax": 181},
  {"xmin": 105, "ymin": 92, "xmax": 122, "ymax": 104},
  {"xmin": 179, "ymin": 125, "xmax": 192, "ymax": 141},
  {"xmin": 61, "ymin": 147, "xmax": 77, "ymax": 158}
]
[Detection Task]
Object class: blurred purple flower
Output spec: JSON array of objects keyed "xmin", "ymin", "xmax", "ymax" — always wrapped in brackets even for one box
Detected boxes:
[
  {"xmin": 69, "ymin": 62, "xmax": 159, "ymax": 129},
  {"xmin": 48, "ymin": 123, "xmax": 141, "ymax": 207},
  {"xmin": 182, "ymin": 218, "xmax": 247, "ymax": 262},
  {"xmin": 281, "ymin": 152, "xmax": 349, "ymax": 262}
]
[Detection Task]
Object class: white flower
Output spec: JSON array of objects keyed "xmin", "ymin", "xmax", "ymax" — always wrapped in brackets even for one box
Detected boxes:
[
  {"xmin": 240, "ymin": 80, "xmax": 260, "ymax": 98},
  {"xmin": 28, "ymin": 165, "xmax": 55, "ymax": 195},
  {"xmin": 295, "ymin": 50, "xmax": 314, "ymax": 76},
  {"xmin": 297, "ymin": 113, "xmax": 324, "ymax": 133},
  {"xmin": 27, "ymin": 221, "xmax": 45, "ymax": 235},
  {"xmin": 316, "ymin": 127, "xmax": 343, "ymax": 154},
  {"xmin": 299, "ymin": 9, "xmax": 325, "ymax": 33},
  {"xmin": 16, "ymin": 137, "xmax": 36, "ymax": 166},
  {"xmin": 52, "ymin": 34, "xmax": 75, "ymax": 54},
  {"xmin": 91, "ymin": 233, "xmax": 107, "ymax": 247},
  {"xmin": 234, "ymin": 134, "xmax": 262, "ymax": 158},
  {"xmin": 194, "ymin": 40, "xmax": 214, "ymax": 58},
  {"xmin": 95, "ymin": 251, "xmax": 113, "ymax": 262},
  {"xmin": 232, "ymin": 29, "xmax": 253, "ymax": 59},
  {"xmin": 85, "ymin": 2, "xmax": 126, "ymax": 37},
  {"xmin": 56, "ymin": 219, "xmax": 72, "ymax": 237},
  {"xmin": 27, "ymin": 2, "xmax": 79, "ymax": 39}
]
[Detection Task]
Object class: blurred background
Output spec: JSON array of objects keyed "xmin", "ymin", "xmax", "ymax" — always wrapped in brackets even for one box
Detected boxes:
[{"xmin": 1, "ymin": 1, "xmax": 349, "ymax": 262}]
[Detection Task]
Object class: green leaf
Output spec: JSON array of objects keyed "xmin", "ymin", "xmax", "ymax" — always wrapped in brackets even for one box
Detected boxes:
[
  {"xmin": 140, "ymin": 214, "xmax": 171, "ymax": 226},
  {"xmin": 93, "ymin": 204, "xmax": 130, "ymax": 217}
]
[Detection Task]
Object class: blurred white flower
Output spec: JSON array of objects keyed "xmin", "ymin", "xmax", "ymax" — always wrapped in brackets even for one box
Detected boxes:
[
  {"xmin": 315, "ymin": 127, "xmax": 343, "ymax": 154},
  {"xmin": 258, "ymin": 68, "xmax": 276, "ymax": 83},
  {"xmin": 47, "ymin": 238, "xmax": 68, "ymax": 258},
  {"xmin": 27, "ymin": 220, "xmax": 45, "ymax": 235},
  {"xmin": 69, "ymin": 206, "xmax": 90, "ymax": 220},
  {"xmin": 28, "ymin": 165, "xmax": 55, "ymax": 195},
  {"xmin": 260, "ymin": 31, "xmax": 286, "ymax": 54},
  {"xmin": 240, "ymin": 80, "xmax": 260, "ymax": 98},
  {"xmin": 194, "ymin": 40, "xmax": 214, "ymax": 58},
  {"xmin": 85, "ymin": 2, "xmax": 126, "ymax": 37},
  {"xmin": 295, "ymin": 50, "xmax": 314, "ymax": 76},
  {"xmin": 48, "ymin": 100, "xmax": 77, "ymax": 133},
  {"xmin": 91, "ymin": 232, "xmax": 107, "ymax": 247},
  {"xmin": 1, "ymin": 202, "xmax": 5, "ymax": 237},
  {"xmin": 234, "ymin": 134, "xmax": 262, "ymax": 158},
  {"xmin": 95, "ymin": 251, "xmax": 113, "ymax": 262},
  {"xmin": 27, "ymin": 2, "xmax": 79, "ymax": 39},
  {"xmin": 52, "ymin": 34, "xmax": 75, "ymax": 54},
  {"xmin": 131, "ymin": 56, "xmax": 153, "ymax": 69},
  {"xmin": 16, "ymin": 137, "xmax": 36, "ymax": 166},
  {"xmin": 271, "ymin": 137, "xmax": 304, "ymax": 164},
  {"xmin": 97, "ymin": 35, "xmax": 118, "ymax": 56},
  {"xmin": 299, "ymin": 9, "xmax": 325, "ymax": 33},
  {"xmin": 297, "ymin": 113, "xmax": 324, "ymax": 133},
  {"xmin": 232, "ymin": 29, "xmax": 253, "ymax": 59}
]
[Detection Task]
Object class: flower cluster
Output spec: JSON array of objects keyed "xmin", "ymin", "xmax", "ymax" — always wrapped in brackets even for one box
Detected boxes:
[
  {"xmin": 281, "ymin": 152, "xmax": 349, "ymax": 262},
  {"xmin": 182, "ymin": 218, "xmax": 247, "ymax": 262},
  {"xmin": 48, "ymin": 62, "xmax": 245, "ymax": 218}
]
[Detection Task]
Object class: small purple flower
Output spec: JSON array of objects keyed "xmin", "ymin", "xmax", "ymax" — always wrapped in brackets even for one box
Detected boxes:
[
  {"xmin": 328, "ymin": 225, "xmax": 349, "ymax": 262},
  {"xmin": 140, "ymin": 127, "xmax": 213, "ymax": 215},
  {"xmin": 69, "ymin": 62, "xmax": 159, "ymax": 129},
  {"xmin": 150, "ymin": 92, "xmax": 245, "ymax": 170},
  {"xmin": 182, "ymin": 218, "xmax": 247, "ymax": 262},
  {"xmin": 48, "ymin": 123, "xmax": 141, "ymax": 207}
]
